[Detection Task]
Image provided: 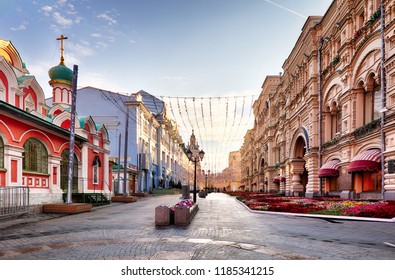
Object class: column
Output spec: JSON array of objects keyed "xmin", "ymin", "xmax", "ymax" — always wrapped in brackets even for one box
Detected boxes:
[{"xmin": 290, "ymin": 158, "xmax": 305, "ymax": 196}]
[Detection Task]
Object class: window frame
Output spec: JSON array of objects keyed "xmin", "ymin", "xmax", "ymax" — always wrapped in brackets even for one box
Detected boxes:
[
  {"xmin": 23, "ymin": 138, "xmax": 48, "ymax": 174},
  {"xmin": 0, "ymin": 137, "xmax": 4, "ymax": 169}
]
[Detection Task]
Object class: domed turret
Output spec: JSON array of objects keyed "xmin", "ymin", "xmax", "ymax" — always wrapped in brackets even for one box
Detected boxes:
[
  {"xmin": 49, "ymin": 35, "xmax": 73, "ymax": 108},
  {"xmin": 48, "ymin": 62, "xmax": 73, "ymax": 86}
]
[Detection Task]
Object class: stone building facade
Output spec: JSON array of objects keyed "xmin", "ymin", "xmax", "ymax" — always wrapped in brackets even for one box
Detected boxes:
[
  {"xmin": 74, "ymin": 87, "xmax": 191, "ymax": 194},
  {"xmin": 241, "ymin": 0, "xmax": 395, "ymax": 200}
]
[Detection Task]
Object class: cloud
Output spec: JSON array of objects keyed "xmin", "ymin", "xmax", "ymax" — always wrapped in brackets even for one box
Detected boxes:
[
  {"xmin": 74, "ymin": 16, "xmax": 83, "ymax": 24},
  {"xmin": 78, "ymin": 72, "xmax": 130, "ymax": 94},
  {"xmin": 162, "ymin": 76, "xmax": 190, "ymax": 82},
  {"xmin": 161, "ymin": 75, "xmax": 193, "ymax": 92},
  {"xmin": 66, "ymin": 4, "xmax": 77, "ymax": 15},
  {"xmin": 53, "ymin": 12, "xmax": 73, "ymax": 27},
  {"xmin": 68, "ymin": 42, "xmax": 95, "ymax": 58},
  {"xmin": 41, "ymin": 5, "xmax": 53, "ymax": 16},
  {"xmin": 97, "ymin": 13, "xmax": 117, "ymax": 25},
  {"xmin": 84, "ymin": 37, "xmax": 109, "ymax": 51},
  {"xmin": 95, "ymin": 41, "xmax": 108, "ymax": 50},
  {"xmin": 10, "ymin": 23, "xmax": 28, "ymax": 31},
  {"xmin": 41, "ymin": 2, "xmax": 81, "ymax": 27}
]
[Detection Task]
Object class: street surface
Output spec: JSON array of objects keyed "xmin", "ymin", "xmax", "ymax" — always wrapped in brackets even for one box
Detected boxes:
[{"xmin": 0, "ymin": 193, "xmax": 394, "ymax": 260}]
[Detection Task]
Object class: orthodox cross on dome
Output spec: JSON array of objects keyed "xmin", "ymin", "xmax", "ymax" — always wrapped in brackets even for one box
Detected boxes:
[{"xmin": 56, "ymin": 34, "xmax": 68, "ymax": 65}]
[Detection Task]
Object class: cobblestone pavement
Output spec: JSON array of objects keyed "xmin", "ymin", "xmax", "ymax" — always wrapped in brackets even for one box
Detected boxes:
[{"xmin": 0, "ymin": 193, "xmax": 394, "ymax": 260}]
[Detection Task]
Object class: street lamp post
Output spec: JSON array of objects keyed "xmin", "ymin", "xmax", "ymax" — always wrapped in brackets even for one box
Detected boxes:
[{"xmin": 186, "ymin": 149, "xmax": 205, "ymax": 203}]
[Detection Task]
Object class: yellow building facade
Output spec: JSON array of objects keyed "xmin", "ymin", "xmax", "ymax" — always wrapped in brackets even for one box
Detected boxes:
[{"xmin": 241, "ymin": 0, "xmax": 395, "ymax": 200}]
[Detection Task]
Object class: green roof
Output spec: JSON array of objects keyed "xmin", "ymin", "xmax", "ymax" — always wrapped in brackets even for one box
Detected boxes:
[{"xmin": 48, "ymin": 63, "xmax": 73, "ymax": 84}]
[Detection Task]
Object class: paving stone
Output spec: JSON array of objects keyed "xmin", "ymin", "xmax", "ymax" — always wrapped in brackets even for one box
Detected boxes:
[{"xmin": 0, "ymin": 193, "xmax": 394, "ymax": 260}]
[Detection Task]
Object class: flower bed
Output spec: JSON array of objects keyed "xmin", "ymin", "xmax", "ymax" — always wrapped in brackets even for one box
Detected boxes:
[{"xmin": 232, "ymin": 192, "xmax": 395, "ymax": 219}]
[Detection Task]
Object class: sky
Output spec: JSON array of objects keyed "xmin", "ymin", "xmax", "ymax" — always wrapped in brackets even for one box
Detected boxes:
[{"xmin": 0, "ymin": 0, "xmax": 333, "ymax": 173}]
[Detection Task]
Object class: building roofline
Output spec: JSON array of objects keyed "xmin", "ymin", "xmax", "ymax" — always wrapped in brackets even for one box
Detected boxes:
[{"xmin": 0, "ymin": 100, "xmax": 87, "ymax": 142}]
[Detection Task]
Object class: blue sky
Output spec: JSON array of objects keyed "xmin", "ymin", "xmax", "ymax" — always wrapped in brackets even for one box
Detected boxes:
[{"xmin": 1, "ymin": 0, "xmax": 333, "ymax": 172}]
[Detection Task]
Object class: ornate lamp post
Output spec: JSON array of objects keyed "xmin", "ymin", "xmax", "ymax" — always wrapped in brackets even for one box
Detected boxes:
[{"xmin": 186, "ymin": 149, "xmax": 205, "ymax": 203}]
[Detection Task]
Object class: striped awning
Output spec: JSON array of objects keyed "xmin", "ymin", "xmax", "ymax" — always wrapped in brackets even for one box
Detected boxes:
[
  {"xmin": 347, "ymin": 149, "xmax": 381, "ymax": 173},
  {"xmin": 318, "ymin": 159, "xmax": 340, "ymax": 178}
]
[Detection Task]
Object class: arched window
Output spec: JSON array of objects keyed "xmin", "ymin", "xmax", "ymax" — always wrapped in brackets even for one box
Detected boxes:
[
  {"xmin": 60, "ymin": 149, "xmax": 78, "ymax": 192},
  {"xmin": 260, "ymin": 157, "xmax": 265, "ymax": 173},
  {"xmin": 373, "ymin": 0, "xmax": 381, "ymax": 12},
  {"xmin": 92, "ymin": 155, "xmax": 101, "ymax": 185},
  {"xmin": 364, "ymin": 75, "xmax": 381, "ymax": 124},
  {"xmin": 23, "ymin": 138, "xmax": 48, "ymax": 173},
  {"xmin": 364, "ymin": 90, "xmax": 373, "ymax": 124},
  {"xmin": 373, "ymin": 83, "xmax": 381, "ymax": 120},
  {"xmin": 0, "ymin": 137, "xmax": 4, "ymax": 169},
  {"xmin": 330, "ymin": 102, "xmax": 342, "ymax": 139},
  {"xmin": 24, "ymin": 95, "xmax": 35, "ymax": 113},
  {"xmin": 0, "ymin": 80, "xmax": 5, "ymax": 102}
]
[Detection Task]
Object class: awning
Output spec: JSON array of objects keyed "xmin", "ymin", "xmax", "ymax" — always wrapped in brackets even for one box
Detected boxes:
[
  {"xmin": 347, "ymin": 149, "xmax": 381, "ymax": 173},
  {"xmin": 318, "ymin": 159, "xmax": 340, "ymax": 178},
  {"xmin": 272, "ymin": 176, "xmax": 280, "ymax": 183}
]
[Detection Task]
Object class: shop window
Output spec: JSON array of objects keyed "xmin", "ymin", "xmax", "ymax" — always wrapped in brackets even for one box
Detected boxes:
[
  {"xmin": 352, "ymin": 171, "xmax": 382, "ymax": 192},
  {"xmin": 325, "ymin": 177, "xmax": 339, "ymax": 192}
]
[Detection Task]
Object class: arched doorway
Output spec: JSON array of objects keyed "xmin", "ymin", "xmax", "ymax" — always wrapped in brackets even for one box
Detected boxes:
[
  {"xmin": 259, "ymin": 157, "xmax": 266, "ymax": 192},
  {"xmin": 60, "ymin": 149, "xmax": 78, "ymax": 193},
  {"xmin": 152, "ymin": 171, "xmax": 156, "ymax": 189},
  {"xmin": 289, "ymin": 135, "xmax": 307, "ymax": 196}
]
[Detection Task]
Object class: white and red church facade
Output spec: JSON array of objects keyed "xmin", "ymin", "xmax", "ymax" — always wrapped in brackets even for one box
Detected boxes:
[{"xmin": 0, "ymin": 38, "xmax": 111, "ymax": 211}]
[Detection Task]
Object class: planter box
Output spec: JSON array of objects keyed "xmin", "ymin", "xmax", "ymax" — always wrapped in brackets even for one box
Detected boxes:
[
  {"xmin": 111, "ymin": 195, "xmax": 137, "ymax": 203},
  {"xmin": 198, "ymin": 190, "xmax": 207, "ymax": 198},
  {"xmin": 174, "ymin": 204, "xmax": 199, "ymax": 226},
  {"xmin": 155, "ymin": 205, "xmax": 171, "ymax": 226},
  {"xmin": 42, "ymin": 203, "xmax": 92, "ymax": 214}
]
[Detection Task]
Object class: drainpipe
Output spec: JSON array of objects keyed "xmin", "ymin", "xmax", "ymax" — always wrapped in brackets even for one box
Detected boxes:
[
  {"xmin": 318, "ymin": 39, "xmax": 323, "ymax": 196},
  {"xmin": 380, "ymin": 1, "xmax": 386, "ymax": 200}
]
